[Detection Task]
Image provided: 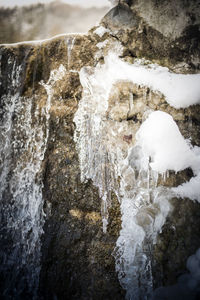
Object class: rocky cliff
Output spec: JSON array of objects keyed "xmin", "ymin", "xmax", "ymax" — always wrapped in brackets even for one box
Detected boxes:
[{"xmin": 0, "ymin": 1, "xmax": 200, "ymax": 299}]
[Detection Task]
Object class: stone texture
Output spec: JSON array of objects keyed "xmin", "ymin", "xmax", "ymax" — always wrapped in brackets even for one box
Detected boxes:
[{"xmin": 101, "ymin": 0, "xmax": 200, "ymax": 71}]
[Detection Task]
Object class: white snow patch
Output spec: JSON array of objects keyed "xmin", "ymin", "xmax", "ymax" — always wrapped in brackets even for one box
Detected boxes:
[
  {"xmin": 136, "ymin": 110, "xmax": 200, "ymax": 203},
  {"xmin": 173, "ymin": 173, "xmax": 200, "ymax": 203},
  {"xmin": 89, "ymin": 52, "xmax": 200, "ymax": 109},
  {"xmin": 94, "ymin": 26, "xmax": 111, "ymax": 37},
  {"xmin": 172, "ymin": 144, "xmax": 200, "ymax": 203},
  {"xmin": 136, "ymin": 111, "xmax": 199, "ymax": 174}
]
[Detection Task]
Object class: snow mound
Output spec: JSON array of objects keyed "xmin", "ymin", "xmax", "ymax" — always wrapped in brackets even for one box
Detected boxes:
[{"xmin": 136, "ymin": 111, "xmax": 198, "ymax": 174}]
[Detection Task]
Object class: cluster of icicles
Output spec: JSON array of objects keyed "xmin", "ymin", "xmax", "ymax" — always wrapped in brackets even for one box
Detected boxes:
[{"xmin": 73, "ymin": 50, "xmax": 200, "ymax": 299}]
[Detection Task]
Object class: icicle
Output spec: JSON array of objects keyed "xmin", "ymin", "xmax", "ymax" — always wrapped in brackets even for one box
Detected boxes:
[
  {"xmin": 102, "ymin": 193, "xmax": 109, "ymax": 233},
  {"xmin": 66, "ymin": 36, "xmax": 76, "ymax": 68}
]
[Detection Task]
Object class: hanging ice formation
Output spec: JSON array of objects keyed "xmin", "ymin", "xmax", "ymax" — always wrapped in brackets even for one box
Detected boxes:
[
  {"xmin": 66, "ymin": 36, "xmax": 76, "ymax": 68},
  {"xmin": 74, "ymin": 50, "xmax": 200, "ymax": 299},
  {"xmin": 0, "ymin": 48, "xmax": 66, "ymax": 298}
]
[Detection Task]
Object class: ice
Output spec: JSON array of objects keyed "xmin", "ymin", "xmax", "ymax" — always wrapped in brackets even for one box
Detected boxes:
[
  {"xmin": 136, "ymin": 111, "xmax": 199, "ymax": 174},
  {"xmin": 74, "ymin": 49, "xmax": 200, "ymax": 299},
  {"xmin": 66, "ymin": 36, "xmax": 76, "ymax": 68}
]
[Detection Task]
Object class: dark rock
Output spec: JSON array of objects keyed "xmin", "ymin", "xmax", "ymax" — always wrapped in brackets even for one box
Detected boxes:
[{"xmin": 102, "ymin": 3, "xmax": 137, "ymax": 30}]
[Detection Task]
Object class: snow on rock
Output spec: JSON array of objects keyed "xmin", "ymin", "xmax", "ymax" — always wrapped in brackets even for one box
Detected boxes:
[
  {"xmin": 90, "ymin": 52, "xmax": 200, "ymax": 109},
  {"xmin": 136, "ymin": 110, "xmax": 200, "ymax": 203},
  {"xmin": 172, "ymin": 141, "xmax": 200, "ymax": 203},
  {"xmin": 173, "ymin": 173, "xmax": 200, "ymax": 203},
  {"xmin": 96, "ymin": 39, "xmax": 109, "ymax": 49},
  {"xmin": 136, "ymin": 111, "xmax": 199, "ymax": 174}
]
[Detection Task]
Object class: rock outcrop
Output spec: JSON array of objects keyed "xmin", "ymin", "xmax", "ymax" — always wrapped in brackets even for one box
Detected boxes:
[{"xmin": 0, "ymin": 1, "xmax": 200, "ymax": 299}]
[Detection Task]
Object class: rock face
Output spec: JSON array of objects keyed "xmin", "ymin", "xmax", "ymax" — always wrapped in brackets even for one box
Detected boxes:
[
  {"xmin": 0, "ymin": 34, "xmax": 125, "ymax": 299},
  {"xmin": 102, "ymin": 0, "xmax": 200, "ymax": 70},
  {"xmin": 0, "ymin": 0, "xmax": 200, "ymax": 299}
]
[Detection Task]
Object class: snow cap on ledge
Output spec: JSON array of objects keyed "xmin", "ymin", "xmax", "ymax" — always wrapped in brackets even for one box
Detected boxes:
[{"xmin": 98, "ymin": 52, "xmax": 200, "ymax": 109}]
